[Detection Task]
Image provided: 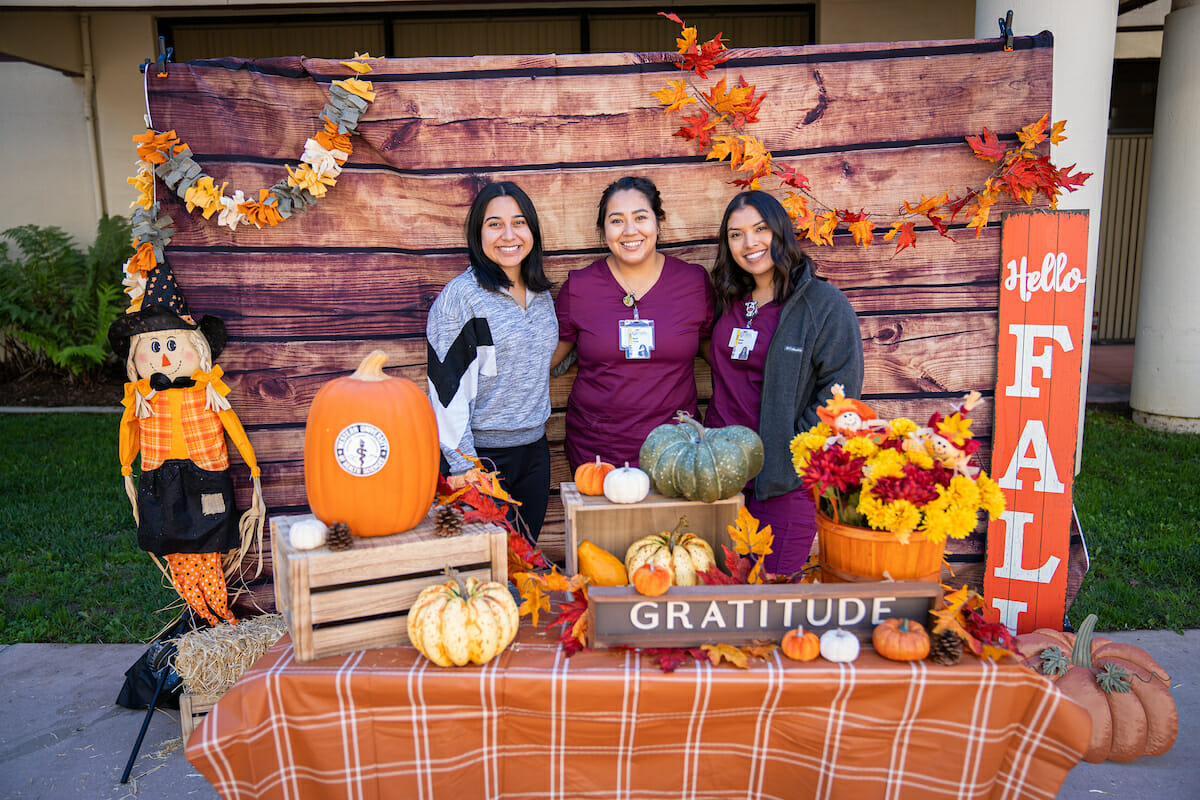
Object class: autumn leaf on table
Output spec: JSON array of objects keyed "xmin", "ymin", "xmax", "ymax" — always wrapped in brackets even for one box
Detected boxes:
[
  {"xmin": 641, "ymin": 647, "xmax": 705, "ymax": 673},
  {"xmin": 930, "ymin": 585, "xmax": 973, "ymax": 634},
  {"xmin": 965, "ymin": 127, "xmax": 1007, "ymax": 162},
  {"xmin": 702, "ymin": 643, "xmax": 749, "ymax": 669},
  {"xmin": 728, "ymin": 506, "xmax": 773, "ymax": 584},
  {"xmin": 547, "ymin": 590, "xmax": 590, "ymax": 655},
  {"xmin": 673, "ymin": 111, "xmax": 717, "ymax": 151},
  {"xmin": 652, "ymin": 80, "xmax": 697, "ymax": 113},
  {"xmin": 840, "ymin": 210, "xmax": 874, "ymax": 249},
  {"xmin": 884, "ymin": 220, "xmax": 918, "ymax": 255},
  {"xmin": 508, "ymin": 528, "xmax": 551, "ymax": 574},
  {"xmin": 741, "ymin": 642, "xmax": 778, "ymax": 660},
  {"xmin": 513, "ymin": 571, "xmax": 551, "ymax": 627}
]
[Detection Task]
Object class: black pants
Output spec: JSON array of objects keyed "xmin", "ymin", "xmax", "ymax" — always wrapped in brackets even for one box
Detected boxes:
[{"xmin": 476, "ymin": 436, "xmax": 551, "ymax": 543}]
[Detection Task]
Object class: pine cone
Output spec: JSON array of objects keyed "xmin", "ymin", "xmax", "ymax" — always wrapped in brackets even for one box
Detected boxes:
[
  {"xmin": 327, "ymin": 522, "xmax": 354, "ymax": 551},
  {"xmin": 433, "ymin": 505, "xmax": 465, "ymax": 537},
  {"xmin": 928, "ymin": 629, "xmax": 964, "ymax": 666}
]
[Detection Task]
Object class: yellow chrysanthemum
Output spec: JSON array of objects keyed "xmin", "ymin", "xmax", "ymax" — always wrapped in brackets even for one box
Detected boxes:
[
  {"xmin": 918, "ymin": 508, "xmax": 954, "ymax": 544},
  {"xmin": 843, "ymin": 436, "xmax": 879, "ymax": 459},
  {"xmin": 946, "ymin": 474, "xmax": 981, "ymax": 509},
  {"xmin": 888, "ymin": 417, "xmax": 918, "ymax": 438},
  {"xmin": 184, "ymin": 175, "xmax": 227, "ymax": 219},
  {"xmin": 904, "ymin": 447, "xmax": 935, "ymax": 470},
  {"xmin": 863, "ymin": 448, "xmax": 906, "ymax": 481},
  {"xmin": 976, "ymin": 472, "xmax": 1006, "ymax": 518}
]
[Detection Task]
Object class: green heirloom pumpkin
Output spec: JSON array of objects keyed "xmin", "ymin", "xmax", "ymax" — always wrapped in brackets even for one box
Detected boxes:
[{"xmin": 639, "ymin": 411, "xmax": 764, "ymax": 502}]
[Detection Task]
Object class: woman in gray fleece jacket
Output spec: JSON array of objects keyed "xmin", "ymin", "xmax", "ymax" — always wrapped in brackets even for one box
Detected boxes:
[
  {"xmin": 426, "ymin": 182, "xmax": 558, "ymax": 541},
  {"xmin": 706, "ymin": 191, "xmax": 864, "ymax": 572}
]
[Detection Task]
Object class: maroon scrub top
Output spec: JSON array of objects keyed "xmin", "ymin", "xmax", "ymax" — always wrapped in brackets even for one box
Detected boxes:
[
  {"xmin": 557, "ymin": 255, "xmax": 715, "ymax": 470},
  {"xmin": 707, "ymin": 297, "xmax": 817, "ymax": 574}
]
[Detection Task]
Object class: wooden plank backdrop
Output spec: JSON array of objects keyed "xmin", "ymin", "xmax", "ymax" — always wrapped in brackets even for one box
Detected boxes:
[{"xmin": 145, "ymin": 34, "xmax": 1059, "ymax": 609}]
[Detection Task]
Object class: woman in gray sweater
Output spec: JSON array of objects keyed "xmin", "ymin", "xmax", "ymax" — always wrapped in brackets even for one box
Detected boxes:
[{"xmin": 426, "ymin": 182, "xmax": 558, "ymax": 541}]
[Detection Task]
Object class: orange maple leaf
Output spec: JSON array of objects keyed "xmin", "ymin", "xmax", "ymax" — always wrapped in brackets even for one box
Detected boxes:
[
  {"xmin": 703, "ymin": 78, "xmax": 753, "ymax": 117},
  {"xmin": 702, "ymin": 643, "xmax": 749, "ymax": 668},
  {"xmin": 781, "ymin": 191, "xmax": 812, "ymax": 227},
  {"xmin": 883, "ymin": 220, "xmax": 918, "ymax": 255},
  {"xmin": 737, "ymin": 136, "xmax": 772, "ymax": 176},
  {"xmin": 840, "ymin": 209, "xmax": 873, "ymax": 249},
  {"xmin": 1017, "ymin": 113, "xmax": 1050, "ymax": 150},
  {"xmin": 806, "ymin": 211, "xmax": 838, "ymax": 246},
  {"xmin": 652, "ymin": 80, "xmax": 697, "ymax": 113},
  {"xmin": 965, "ymin": 127, "xmax": 1007, "ymax": 162},
  {"xmin": 727, "ymin": 506, "xmax": 773, "ymax": 584},
  {"xmin": 707, "ymin": 135, "xmax": 745, "ymax": 168},
  {"xmin": 513, "ymin": 572, "xmax": 550, "ymax": 627},
  {"xmin": 902, "ymin": 192, "xmax": 949, "ymax": 216},
  {"xmin": 964, "ymin": 192, "xmax": 997, "ymax": 237},
  {"xmin": 1048, "ymin": 119, "xmax": 1068, "ymax": 145}
]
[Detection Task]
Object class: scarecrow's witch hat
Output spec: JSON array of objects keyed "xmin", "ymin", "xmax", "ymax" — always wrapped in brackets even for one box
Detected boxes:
[{"xmin": 107, "ymin": 262, "xmax": 226, "ymax": 360}]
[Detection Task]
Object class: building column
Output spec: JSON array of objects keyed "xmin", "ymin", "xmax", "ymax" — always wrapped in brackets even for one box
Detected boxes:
[
  {"xmin": 1129, "ymin": 0, "xmax": 1200, "ymax": 433},
  {"xmin": 975, "ymin": 0, "xmax": 1119, "ymax": 463}
]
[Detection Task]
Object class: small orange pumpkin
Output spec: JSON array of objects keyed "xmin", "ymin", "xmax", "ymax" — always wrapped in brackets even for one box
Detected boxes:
[
  {"xmin": 872, "ymin": 618, "xmax": 931, "ymax": 661},
  {"xmin": 631, "ymin": 563, "xmax": 672, "ymax": 597},
  {"xmin": 781, "ymin": 628, "xmax": 821, "ymax": 661},
  {"xmin": 574, "ymin": 455, "xmax": 615, "ymax": 495},
  {"xmin": 304, "ymin": 350, "xmax": 438, "ymax": 536}
]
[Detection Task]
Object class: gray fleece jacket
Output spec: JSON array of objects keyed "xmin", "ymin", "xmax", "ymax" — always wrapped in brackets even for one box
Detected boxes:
[{"xmin": 754, "ymin": 267, "xmax": 864, "ymax": 500}]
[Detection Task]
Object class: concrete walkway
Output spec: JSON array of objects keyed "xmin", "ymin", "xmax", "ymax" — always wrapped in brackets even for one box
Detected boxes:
[{"xmin": 1, "ymin": 628, "xmax": 1196, "ymax": 800}]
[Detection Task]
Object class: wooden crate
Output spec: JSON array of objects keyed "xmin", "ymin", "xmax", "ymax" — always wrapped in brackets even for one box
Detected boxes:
[
  {"xmin": 561, "ymin": 483, "xmax": 744, "ymax": 575},
  {"xmin": 271, "ymin": 510, "xmax": 507, "ymax": 663},
  {"xmin": 180, "ymin": 693, "xmax": 220, "ymax": 742}
]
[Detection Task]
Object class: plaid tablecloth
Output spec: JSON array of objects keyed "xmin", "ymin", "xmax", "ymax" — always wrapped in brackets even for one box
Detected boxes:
[{"xmin": 187, "ymin": 626, "xmax": 1088, "ymax": 800}]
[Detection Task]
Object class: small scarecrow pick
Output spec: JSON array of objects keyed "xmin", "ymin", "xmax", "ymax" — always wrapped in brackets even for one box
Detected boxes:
[
  {"xmin": 817, "ymin": 384, "xmax": 885, "ymax": 443},
  {"xmin": 907, "ymin": 391, "xmax": 984, "ymax": 478},
  {"xmin": 108, "ymin": 263, "xmax": 265, "ymax": 627}
]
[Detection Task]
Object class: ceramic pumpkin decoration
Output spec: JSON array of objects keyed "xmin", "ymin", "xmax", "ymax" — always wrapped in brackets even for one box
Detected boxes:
[
  {"xmin": 577, "ymin": 540, "xmax": 628, "ymax": 586},
  {"xmin": 631, "ymin": 563, "xmax": 672, "ymax": 597},
  {"xmin": 408, "ymin": 571, "xmax": 519, "ymax": 667},
  {"xmin": 820, "ymin": 628, "xmax": 861, "ymax": 663},
  {"xmin": 639, "ymin": 411, "xmax": 764, "ymax": 502},
  {"xmin": 603, "ymin": 462, "xmax": 651, "ymax": 504},
  {"xmin": 574, "ymin": 456, "xmax": 615, "ymax": 495},
  {"xmin": 781, "ymin": 628, "xmax": 821, "ymax": 661},
  {"xmin": 872, "ymin": 618, "xmax": 931, "ymax": 661},
  {"xmin": 304, "ymin": 350, "xmax": 439, "ymax": 536},
  {"xmin": 1015, "ymin": 614, "xmax": 1177, "ymax": 763},
  {"xmin": 624, "ymin": 516, "xmax": 715, "ymax": 587}
]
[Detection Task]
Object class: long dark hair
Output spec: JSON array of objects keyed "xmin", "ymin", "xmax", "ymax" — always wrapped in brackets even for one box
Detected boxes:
[
  {"xmin": 595, "ymin": 176, "xmax": 666, "ymax": 230},
  {"xmin": 465, "ymin": 181, "xmax": 552, "ymax": 293},
  {"xmin": 711, "ymin": 190, "xmax": 814, "ymax": 314}
]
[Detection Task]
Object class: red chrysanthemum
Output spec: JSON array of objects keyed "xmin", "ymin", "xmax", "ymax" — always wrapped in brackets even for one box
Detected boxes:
[{"xmin": 801, "ymin": 445, "xmax": 865, "ymax": 496}]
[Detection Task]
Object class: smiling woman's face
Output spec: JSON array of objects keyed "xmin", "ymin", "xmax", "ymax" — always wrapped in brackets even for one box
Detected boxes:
[
  {"xmin": 726, "ymin": 205, "xmax": 775, "ymax": 280},
  {"xmin": 603, "ymin": 188, "xmax": 659, "ymax": 270}
]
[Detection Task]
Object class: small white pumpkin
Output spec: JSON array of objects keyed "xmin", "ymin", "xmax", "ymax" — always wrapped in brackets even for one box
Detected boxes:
[
  {"xmin": 289, "ymin": 518, "xmax": 328, "ymax": 551},
  {"xmin": 819, "ymin": 628, "xmax": 861, "ymax": 663},
  {"xmin": 603, "ymin": 462, "xmax": 651, "ymax": 504}
]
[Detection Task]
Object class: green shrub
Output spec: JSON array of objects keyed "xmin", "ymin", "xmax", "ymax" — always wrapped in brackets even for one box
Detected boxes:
[{"xmin": 0, "ymin": 215, "xmax": 133, "ymax": 378}]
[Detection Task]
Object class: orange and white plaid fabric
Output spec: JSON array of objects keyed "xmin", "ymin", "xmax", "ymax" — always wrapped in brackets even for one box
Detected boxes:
[{"xmin": 187, "ymin": 626, "xmax": 1089, "ymax": 800}]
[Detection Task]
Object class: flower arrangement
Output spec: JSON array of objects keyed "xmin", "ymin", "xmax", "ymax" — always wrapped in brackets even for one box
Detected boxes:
[{"xmin": 790, "ymin": 387, "xmax": 1005, "ymax": 544}]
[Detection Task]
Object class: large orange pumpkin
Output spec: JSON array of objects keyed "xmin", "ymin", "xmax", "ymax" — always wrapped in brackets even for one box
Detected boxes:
[
  {"xmin": 304, "ymin": 350, "xmax": 439, "ymax": 536},
  {"xmin": 1015, "ymin": 613, "xmax": 1177, "ymax": 763}
]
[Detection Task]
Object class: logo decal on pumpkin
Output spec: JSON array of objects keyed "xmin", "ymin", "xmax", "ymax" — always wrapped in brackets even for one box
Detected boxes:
[{"xmin": 334, "ymin": 422, "xmax": 390, "ymax": 476}]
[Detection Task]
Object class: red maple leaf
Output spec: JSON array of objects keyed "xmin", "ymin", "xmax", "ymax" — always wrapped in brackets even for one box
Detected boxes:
[
  {"xmin": 547, "ymin": 593, "xmax": 590, "ymax": 655},
  {"xmin": 889, "ymin": 221, "xmax": 918, "ymax": 255},
  {"xmin": 774, "ymin": 163, "xmax": 811, "ymax": 191},
  {"xmin": 507, "ymin": 528, "xmax": 550, "ymax": 572},
  {"xmin": 658, "ymin": 11, "xmax": 684, "ymax": 25},
  {"xmin": 965, "ymin": 127, "xmax": 1007, "ymax": 162},
  {"xmin": 641, "ymin": 647, "xmax": 706, "ymax": 673},
  {"xmin": 673, "ymin": 110, "xmax": 716, "ymax": 151},
  {"xmin": 729, "ymin": 77, "xmax": 766, "ymax": 128},
  {"xmin": 1055, "ymin": 163, "xmax": 1092, "ymax": 192}
]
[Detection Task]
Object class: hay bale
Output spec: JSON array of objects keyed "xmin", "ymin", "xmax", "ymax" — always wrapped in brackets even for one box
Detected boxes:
[{"xmin": 172, "ymin": 614, "xmax": 287, "ymax": 697}]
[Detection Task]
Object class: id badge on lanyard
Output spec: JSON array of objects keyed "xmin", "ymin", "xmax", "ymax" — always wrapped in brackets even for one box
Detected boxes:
[
  {"xmin": 728, "ymin": 327, "xmax": 758, "ymax": 361},
  {"xmin": 619, "ymin": 318, "xmax": 655, "ymax": 360}
]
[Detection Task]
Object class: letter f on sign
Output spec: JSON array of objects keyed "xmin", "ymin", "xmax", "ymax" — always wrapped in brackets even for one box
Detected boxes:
[{"xmin": 1004, "ymin": 324, "xmax": 1073, "ymax": 398}]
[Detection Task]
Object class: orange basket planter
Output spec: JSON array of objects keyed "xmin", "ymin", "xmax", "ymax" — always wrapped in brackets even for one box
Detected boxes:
[{"xmin": 816, "ymin": 511, "xmax": 944, "ymax": 583}]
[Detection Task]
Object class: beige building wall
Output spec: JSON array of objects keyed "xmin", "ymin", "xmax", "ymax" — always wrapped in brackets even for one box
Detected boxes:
[{"xmin": 818, "ymin": 0, "xmax": 975, "ymax": 43}]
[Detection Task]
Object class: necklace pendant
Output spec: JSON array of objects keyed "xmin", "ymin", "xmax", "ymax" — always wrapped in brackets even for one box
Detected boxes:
[{"xmin": 622, "ymin": 293, "xmax": 636, "ymax": 308}]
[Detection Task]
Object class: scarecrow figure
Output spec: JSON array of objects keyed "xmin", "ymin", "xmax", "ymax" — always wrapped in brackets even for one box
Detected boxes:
[
  {"xmin": 817, "ymin": 383, "xmax": 885, "ymax": 444},
  {"xmin": 108, "ymin": 263, "xmax": 264, "ymax": 627},
  {"xmin": 905, "ymin": 391, "xmax": 984, "ymax": 478}
]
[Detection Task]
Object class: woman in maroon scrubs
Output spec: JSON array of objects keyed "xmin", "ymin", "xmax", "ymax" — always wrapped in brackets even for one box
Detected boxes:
[
  {"xmin": 707, "ymin": 191, "xmax": 864, "ymax": 573},
  {"xmin": 552, "ymin": 176, "xmax": 715, "ymax": 471}
]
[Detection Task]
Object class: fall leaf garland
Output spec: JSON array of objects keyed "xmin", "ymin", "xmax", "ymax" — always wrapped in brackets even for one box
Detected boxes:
[
  {"xmin": 652, "ymin": 13, "xmax": 1092, "ymax": 254},
  {"xmin": 119, "ymin": 53, "xmax": 378, "ymax": 312}
]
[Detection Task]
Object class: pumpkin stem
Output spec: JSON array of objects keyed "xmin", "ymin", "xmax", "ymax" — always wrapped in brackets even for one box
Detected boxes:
[
  {"xmin": 351, "ymin": 350, "xmax": 391, "ymax": 382},
  {"xmin": 673, "ymin": 410, "xmax": 707, "ymax": 441},
  {"xmin": 442, "ymin": 565, "xmax": 465, "ymax": 595},
  {"xmin": 668, "ymin": 516, "xmax": 690, "ymax": 549},
  {"xmin": 1070, "ymin": 613, "xmax": 1098, "ymax": 669},
  {"xmin": 899, "ymin": 618, "xmax": 910, "ymax": 633}
]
